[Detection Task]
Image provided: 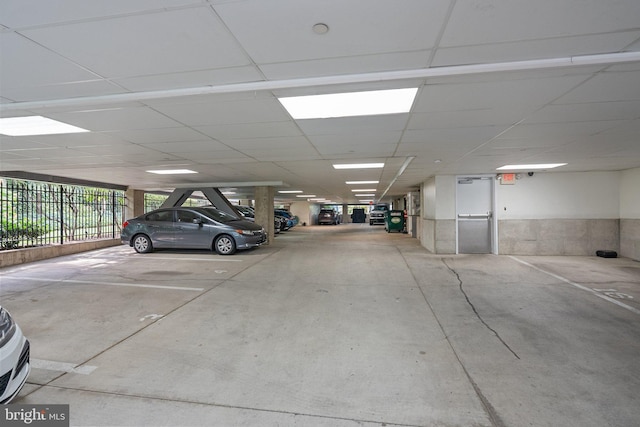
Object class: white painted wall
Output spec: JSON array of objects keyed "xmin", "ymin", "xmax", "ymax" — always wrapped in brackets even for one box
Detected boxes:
[
  {"xmin": 289, "ymin": 201, "xmax": 314, "ymax": 226},
  {"xmin": 620, "ymin": 167, "xmax": 640, "ymax": 219},
  {"xmin": 422, "ymin": 176, "xmax": 456, "ymax": 220},
  {"xmin": 422, "ymin": 178, "xmax": 436, "ymax": 219},
  {"xmin": 496, "ymin": 171, "xmax": 620, "ymax": 219}
]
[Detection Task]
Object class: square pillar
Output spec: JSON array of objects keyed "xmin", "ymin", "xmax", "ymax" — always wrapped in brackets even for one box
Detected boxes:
[
  {"xmin": 254, "ymin": 186, "xmax": 275, "ymax": 244},
  {"xmin": 125, "ymin": 189, "xmax": 145, "ymax": 220}
]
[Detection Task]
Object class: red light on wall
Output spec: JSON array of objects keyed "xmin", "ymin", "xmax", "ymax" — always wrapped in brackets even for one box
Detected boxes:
[{"xmin": 501, "ymin": 173, "xmax": 516, "ymax": 185}]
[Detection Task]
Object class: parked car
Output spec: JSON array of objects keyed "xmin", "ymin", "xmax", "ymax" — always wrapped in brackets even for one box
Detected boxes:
[
  {"xmin": 274, "ymin": 213, "xmax": 290, "ymax": 231},
  {"xmin": 234, "ymin": 205, "xmax": 255, "ymax": 221},
  {"xmin": 275, "ymin": 210, "xmax": 298, "ymax": 229},
  {"xmin": 369, "ymin": 203, "xmax": 390, "ymax": 226},
  {"xmin": 318, "ymin": 208, "xmax": 339, "ymax": 225},
  {"xmin": 121, "ymin": 206, "xmax": 266, "ymax": 255},
  {"xmin": 274, "ymin": 215, "xmax": 285, "ymax": 234},
  {"xmin": 0, "ymin": 306, "xmax": 30, "ymax": 404}
]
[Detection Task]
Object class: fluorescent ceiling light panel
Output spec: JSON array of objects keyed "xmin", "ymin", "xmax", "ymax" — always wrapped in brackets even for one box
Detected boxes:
[
  {"xmin": 333, "ymin": 163, "xmax": 384, "ymax": 169},
  {"xmin": 0, "ymin": 115, "xmax": 89, "ymax": 136},
  {"xmin": 296, "ymin": 194, "xmax": 316, "ymax": 198},
  {"xmin": 279, "ymin": 88, "xmax": 418, "ymax": 119},
  {"xmin": 278, "ymin": 190, "xmax": 303, "ymax": 194},
  {"xmin": 346, "ymin": 181, "xmax": 379, "ymax": 185},
  {"xmin": 355, "ymin": 194, "xmax": 375, "ymax": 197},
  {"xmin": 497, "ymin": 163, "xmax": 567, "ymax": 170},
  {"xmin": 146, "ymin": 169, "xmax": 198, "ymax": 175},
  {"xmin": 351, "ymin": 189, "xmax": 377, "ymax": 192}
]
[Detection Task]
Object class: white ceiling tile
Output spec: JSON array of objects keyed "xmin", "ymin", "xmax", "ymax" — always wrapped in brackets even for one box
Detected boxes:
[
  {"xmin": 114, "ymin": 66, "xmax": 264, "ymax": 92},
  {"xmin": 415, "ymin": 75, "xmax": 591, "ymax": 113},
  {"xmin": 214, "ymin": 0, "xmax": 451, "ymax": 64},
  {"xmin": 152, "ymin": 98, "xmax": 290, "ymax": 126},
  {"xmin": 525, "ymin": 101, "xmax": 640, "ymax": 124},
  {"xmin": 107, "ymin": 127, "xmax": 206, "ymax": 144},
  {"xmin": 0, "ymin": 1, "xmax": 206, "ymax": 28},
  {"xmin": 297, "ymin": 115, "xmax": 409, "ymax": 136},
  {"xmin": 196, "ymin": 122, "xmax": 302, "ymax": 140},
  {"xmin": 140, "ymin": 140, "xmax": 231, "ymax": 153},
  {"xmin": 433, "ymin": 32, "xmax": 640, "ymax": 66},
  {"xmin": 500, "ymin": 121, "xmax": 628, "ymax": 141},
  {"xmin": 19, "ymin": 7, "xmax": 250, "ymax": 78},
  {"xmin": 49, "ymin": 107, "xmax": 184, "ymax": 132},
  {"xmin": 554, "ymin": 72, "xmax": 640, "ymax": 104},
  {"xmin": 441, "ymin": 0, "xmax": 640, "ymax": 47},
  {"xmin": 259, "ymin": 51, "xmax": 430, "ymax": 80},
  {"xmin": 1, "ymin": 1, "xmax": 640, "ymax": 201},
  {"xmin": 0, "ymin": 33, "xmax": 109, "ymax": 101}
]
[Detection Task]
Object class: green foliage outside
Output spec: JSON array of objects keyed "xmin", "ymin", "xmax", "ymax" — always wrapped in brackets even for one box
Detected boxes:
[{"xmin": 0, "ymin": 178, "xmax": 125, "ymax": 250}]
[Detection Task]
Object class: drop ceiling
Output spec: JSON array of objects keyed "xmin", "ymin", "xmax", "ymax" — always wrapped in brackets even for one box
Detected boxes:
[{"xmin": 1, "ymin": 0, "xmax": 640, "ymax": 203}]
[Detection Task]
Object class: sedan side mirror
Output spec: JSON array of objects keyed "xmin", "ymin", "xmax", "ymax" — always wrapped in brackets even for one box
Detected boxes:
[{"xmin": 192, "ymin": 218, "xmax": 203, "ymax": 227}]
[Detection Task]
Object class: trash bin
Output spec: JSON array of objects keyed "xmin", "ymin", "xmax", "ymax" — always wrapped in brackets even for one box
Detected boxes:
[
  {"xmin": 351, "ymin": 208, "xmax": 366, "ymax": 223},
  {"xmin": 385, "ymin": 210, "xmax": 405, "ymax": 233}
]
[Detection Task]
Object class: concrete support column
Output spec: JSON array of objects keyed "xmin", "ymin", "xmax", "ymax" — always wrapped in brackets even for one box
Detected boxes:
[
  {"xmin": 254, "ymin": 186, "xmax": 275, "ymax": 244},
  {"xmin": 342, "ymin": 203, "xmax": 349, "ymax": 223},
  {"xmin": 125, "ymin": 189, "xmax": 144, "ymax": 220}
]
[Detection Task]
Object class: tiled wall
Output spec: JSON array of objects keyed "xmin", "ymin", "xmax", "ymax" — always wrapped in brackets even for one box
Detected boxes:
[{"xmin": 498, "ymin": 219, "xmax": 620, "ymax": 256}]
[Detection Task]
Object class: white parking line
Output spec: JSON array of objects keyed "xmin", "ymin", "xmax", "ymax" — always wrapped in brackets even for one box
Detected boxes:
[
  {"xmin": 509, "ymin": 256, "xmax": 640, "ymax": 315},
  {"xmin": 142, "ymin": 256, "xmax": 243, "ymax": 262},
  {"xmin": 31, "ymin": 359, "xmax": 97, "ymax": 375},
  {"xmin": 6, "ymin": 277, "xmax": 204, "ymax": 292}
]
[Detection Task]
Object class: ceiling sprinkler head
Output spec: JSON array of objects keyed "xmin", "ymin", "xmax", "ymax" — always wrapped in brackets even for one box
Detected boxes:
[{"xmin": 312, "ymin": 23, "xmax": 329, "ymax": 35}]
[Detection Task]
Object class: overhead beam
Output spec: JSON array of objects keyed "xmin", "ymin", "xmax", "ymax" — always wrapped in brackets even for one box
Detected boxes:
[
  {"xmin": 2, "ymin": 52, "xmax": 640, "ymax": 112},
  {"xmin": 159, "ymin": 187, "xmax": 239, "ymax": 217}
]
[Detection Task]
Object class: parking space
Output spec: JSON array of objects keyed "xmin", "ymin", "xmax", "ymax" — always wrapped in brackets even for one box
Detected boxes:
[{"xmin": 2, "ymin": 224, "xmax": 639, "ymax": 426}]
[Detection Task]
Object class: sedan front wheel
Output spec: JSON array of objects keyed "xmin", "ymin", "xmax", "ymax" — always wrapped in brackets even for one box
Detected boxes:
[{"xmin": 214, "ymin": 234, "xmax": 236, "ymax": 255}]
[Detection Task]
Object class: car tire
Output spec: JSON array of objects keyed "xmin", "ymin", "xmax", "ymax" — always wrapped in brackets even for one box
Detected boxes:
[
  {"xmin": 132, "ymin": 234, "xmax": 153, "ymax": 253},
  {"xmin": 369, "ymin": 221, "xmax": 373, "ymax": 226},
  {"xmin": 214, "ymin": 234, "xmax": 236, "ymax": 255}
]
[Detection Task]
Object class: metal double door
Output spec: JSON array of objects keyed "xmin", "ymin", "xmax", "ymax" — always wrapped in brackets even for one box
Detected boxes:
[{"xmin": 457, "ymin": 177, "xmax": 493, "ymax": 254}]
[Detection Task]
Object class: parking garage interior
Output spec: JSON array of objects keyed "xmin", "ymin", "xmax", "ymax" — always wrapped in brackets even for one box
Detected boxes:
[{"xmin": 1, "ymin": 2, "xmax": 640, "ymax": 426}]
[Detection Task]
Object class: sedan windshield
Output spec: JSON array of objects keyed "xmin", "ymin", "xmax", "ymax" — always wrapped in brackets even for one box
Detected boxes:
[{"xmin": 196, "ymin": 207, "xmax": 241, "ymax": 223}]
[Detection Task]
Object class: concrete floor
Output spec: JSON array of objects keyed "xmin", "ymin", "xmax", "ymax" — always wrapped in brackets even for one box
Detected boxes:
[{"xmin": 1, "ymin": 224, "xmax": 639, "ymax": 427}]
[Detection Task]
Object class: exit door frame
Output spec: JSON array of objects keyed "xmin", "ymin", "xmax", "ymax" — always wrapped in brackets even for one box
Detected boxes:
[{"xmin": 455, "ymin": 174, "xmax": 499, "ymax": 254}]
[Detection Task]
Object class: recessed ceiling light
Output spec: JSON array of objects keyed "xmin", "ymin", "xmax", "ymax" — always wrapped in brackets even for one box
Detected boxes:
[
  {"xmin": 351, "ymin": 189, "xmax": 377, "ymax": 192},
  {"xmin": 346, "ymin": 181, "xmax": 379, "ymax": 185},
  {"xmin": 355, "ymin": 194, "xmax": 375, "ymax": 197},
  {"xmin": 0, "ymin": 115, "xmax": 89, "ymax": 136},
  {"xmin": 278, "ymin": 190, "xmax": 304, "ymax": 194},
  {"xmin": 146, "ymin": 169, "xmax": 198, "ymax": 175},
  {"xmin": 296, "ymin": 194, "xmax": 316, "ymax": 198},
  {"xmin": 333, "ymin": 163, "xmax": 384, "ymax": 169},
  {"xmin": 497, "ymin": 163, "xmax": 567, "ymax": 170},
  {"xmin": 278, "ymin": 88, "xmax": 418, "ymax": 120}
]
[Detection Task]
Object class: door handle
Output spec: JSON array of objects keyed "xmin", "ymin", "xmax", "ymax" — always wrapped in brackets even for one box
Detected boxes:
[{"xmin": 458, "ymin": 213, "xmax": 490, "ymax": 219}]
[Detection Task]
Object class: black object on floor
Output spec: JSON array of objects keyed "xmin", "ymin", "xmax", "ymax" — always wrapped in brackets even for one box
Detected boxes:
[{"xmin": 596, "ymin": 250, "xmax": 618, "ymax": 258}]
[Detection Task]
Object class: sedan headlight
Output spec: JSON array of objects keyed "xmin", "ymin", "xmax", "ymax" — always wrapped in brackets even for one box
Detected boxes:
[
  {"xmin": 0, "ymin": 307, "xmax": 17, "ymax": 347},
  {"xmin": 235, "ymin": 229, "xmax": 254, "ymax": 236}
]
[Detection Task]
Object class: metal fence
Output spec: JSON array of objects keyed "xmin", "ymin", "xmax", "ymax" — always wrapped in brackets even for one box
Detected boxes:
[{"xmin": 0, "ymin": 178, "xmax": 125, "ymax": 250}]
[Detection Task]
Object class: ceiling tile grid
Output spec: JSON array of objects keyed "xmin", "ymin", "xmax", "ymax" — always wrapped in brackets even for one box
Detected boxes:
[{"xmin": 1, "ymin": 0, "xmax": 639, "ymax": 201}]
